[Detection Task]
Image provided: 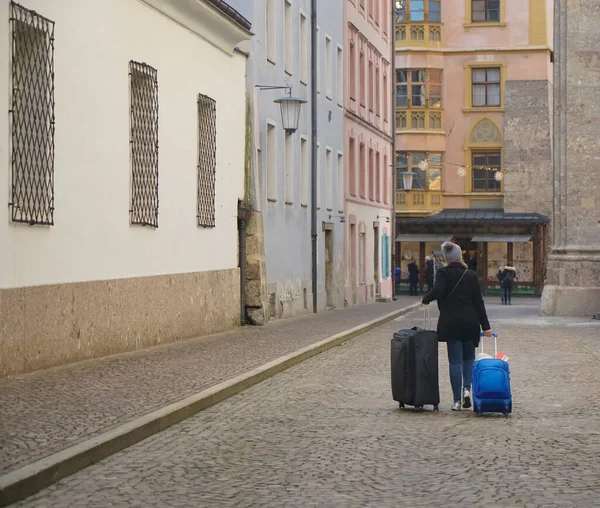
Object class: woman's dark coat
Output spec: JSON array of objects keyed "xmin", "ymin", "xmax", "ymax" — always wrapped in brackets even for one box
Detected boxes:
[
  {"xmin": 408, "ymin": 262, "xmax": 419, "ymax": 282},
  {"xmin": 422, "ymin": 263, "xmax": 490, "ymax": 345},
  {"xmin": 425, "ymin": 259, "xmax": 435, "ymax": 286},
  {"xmin": 501, "ymin": 266, "xmax": 516, "ymax": 289}
]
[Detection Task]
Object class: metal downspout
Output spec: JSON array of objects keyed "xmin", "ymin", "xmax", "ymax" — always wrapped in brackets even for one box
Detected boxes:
[
  {"xmin": 311, "ymin": 0, "xmax": 318, "ymax": 313},
  {"xmin": 238, "ymin": 211, "xmax": 247, "ymax": 325},
  {"xmin": 390, "ymin": 5, "xmax": 398, "ymax": 300}
]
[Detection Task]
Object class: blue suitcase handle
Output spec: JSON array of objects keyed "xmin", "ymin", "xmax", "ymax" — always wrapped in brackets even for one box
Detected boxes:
[{"xmin": 479, "ymin": 332, "xmax": 498, "ymax": 356}]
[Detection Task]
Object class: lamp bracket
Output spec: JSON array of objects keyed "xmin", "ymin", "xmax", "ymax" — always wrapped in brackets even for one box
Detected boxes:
[{"xmin": 255, "ymin": 84, "xmax": 292, "ymax": 96}]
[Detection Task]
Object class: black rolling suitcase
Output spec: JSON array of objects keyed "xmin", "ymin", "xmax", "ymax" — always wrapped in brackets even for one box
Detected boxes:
[{"xmin": 391, "ymin": 306, "xmax": 440, "ymax": 411}]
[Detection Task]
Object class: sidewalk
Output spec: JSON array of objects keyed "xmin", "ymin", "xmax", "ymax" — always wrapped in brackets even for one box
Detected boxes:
[{"xmin": 0, "ymin": 296, "xmax": 418, "ymax": 479}]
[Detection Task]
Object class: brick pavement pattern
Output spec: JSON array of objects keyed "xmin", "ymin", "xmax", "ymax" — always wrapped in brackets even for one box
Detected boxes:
[
  {"xmin": 13, "ymin": 300, "xmax": 600, "ymax": 507},
  {"xmin": 0, "ymin": 297, "xmax": 417, "ymax": 476}
]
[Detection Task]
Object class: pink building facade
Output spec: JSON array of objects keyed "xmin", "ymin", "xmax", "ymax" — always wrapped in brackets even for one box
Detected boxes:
[
  {"xmin": 394, "ymin": 0, "xmax": 553, "ymax": 296},
  {"xmin": 343, "ymin": 0, "xmax": 394, "ymax": 306}
]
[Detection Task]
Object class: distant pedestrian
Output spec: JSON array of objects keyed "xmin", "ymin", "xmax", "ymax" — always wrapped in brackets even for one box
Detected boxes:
[
  {"xmin": 496, "ymin": 266, "xmax": 504, "ymax": 303},
  {"xmin": 408, "ymin": 260, "xmax": 419, "ymax": 296},
  {"xmin": 422, "ymin": 242, "xmax": 493, "ymax": 411},
  {"xmin": 425, "ymin": 256, "xmax": 435, "ymax": 292},
  {"xmin": 501, "ymin": 263, "xmax": 517, "ymax": 305}
]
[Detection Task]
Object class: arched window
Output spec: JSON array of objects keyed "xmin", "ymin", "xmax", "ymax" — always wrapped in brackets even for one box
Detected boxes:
[{"xmin": 466, "ymin": 118, "xmax": 503, "ymax": 193}]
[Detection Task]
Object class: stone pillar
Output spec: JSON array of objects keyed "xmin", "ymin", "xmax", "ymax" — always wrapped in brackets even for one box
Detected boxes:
[
  {"xmin": 244, "ymin": 210, "xmax": 269, "ymax": 325},
  {"xmin": 540, "ymin": 0, "xmax": 600, "ymax": 316}
]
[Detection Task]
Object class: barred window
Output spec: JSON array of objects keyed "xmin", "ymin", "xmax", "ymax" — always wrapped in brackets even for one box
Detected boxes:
[
  {"xmin": 9, "ymin": 2, "xmax": 55, "ymax": 226},
  {"xmin": 129, "ymin": 61, "xmax": 159, "ymax": 227},
  {"xmin": 197, "ymin": 94, "xmax": 217, "ymax": 227}
]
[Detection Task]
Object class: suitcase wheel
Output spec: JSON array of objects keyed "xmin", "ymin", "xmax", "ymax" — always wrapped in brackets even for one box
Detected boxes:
[
  {"xmin": 475, "ymin": 412, "xmax": 483, "ymax": 417},
  {"xmin": 399, "ymin": 403, "xmax": 405, "ymax": 409},
  {"xmin": 502, "ymin": 411, "xmax": 510, "ymax": 417},
  {"xmin": 433, "ymin": 405, "xmax": 439, "ymax": 412}
]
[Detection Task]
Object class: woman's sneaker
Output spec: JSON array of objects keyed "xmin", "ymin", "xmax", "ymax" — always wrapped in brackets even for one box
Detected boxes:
[
  {"xmin": 451, "ymin": 401, "xmax": 461, "ymax": 411},
  {"xmin": 463, "ymin": 388, "xmax": 472, "ymax": 409}
]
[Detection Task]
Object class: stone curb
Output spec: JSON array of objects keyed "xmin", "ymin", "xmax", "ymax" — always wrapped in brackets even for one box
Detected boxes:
[{"xmin": 0, "ymin": 302, "xmax": 420, "ymax": 507}]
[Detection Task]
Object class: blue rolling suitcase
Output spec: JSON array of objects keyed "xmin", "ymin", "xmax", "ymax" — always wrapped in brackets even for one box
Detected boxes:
[{"xmin": 472, "ymin": 333, "xmax": 512, "ymax": 417}]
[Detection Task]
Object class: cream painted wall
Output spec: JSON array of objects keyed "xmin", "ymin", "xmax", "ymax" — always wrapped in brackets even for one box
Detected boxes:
[{"xmin": 0, "ymin": 0, "xmax": 248, "ymax": 289}]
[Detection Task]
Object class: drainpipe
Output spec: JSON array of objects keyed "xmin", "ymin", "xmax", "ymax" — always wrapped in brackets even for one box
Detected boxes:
[
  {"xmin": 238, "ymin": 205, "xmax": 251, "ymax": 325},
  {"xmin": 390, "ymin": 4, "xmax": 398, "ymax": 300},
  {"xmin": 311, "ymin": 0, "xmax": 318, "ymax": 313}
]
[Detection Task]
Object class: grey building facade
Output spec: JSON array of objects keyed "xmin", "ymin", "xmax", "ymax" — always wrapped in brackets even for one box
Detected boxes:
[
  {"xmin": 231, "ymin": 0, "xmax": 345, "ymax": 321},
  {"xmin": 540, "ymin": 0, "xmax": 600, "ymax": 316}
]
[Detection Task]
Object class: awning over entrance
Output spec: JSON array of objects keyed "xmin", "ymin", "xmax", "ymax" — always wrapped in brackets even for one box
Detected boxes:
[
  {"xmin": 396, "ymin": 209, "xmax": 549, "ymax": 226},
  {"xmin": 471, "ymin": 234, "xmax": 532, "ymax": 243},
  {"xmin": 395, "ymin": 234, "xmax": 452, "ymax": 243}
]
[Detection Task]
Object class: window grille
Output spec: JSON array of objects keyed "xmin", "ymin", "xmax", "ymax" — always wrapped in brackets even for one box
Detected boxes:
[
  {"xmin": 129, "ymin": 61, "xmax": 159, "ymax": 227},
  {"xmin": 197, "ymin": 94, "xmax": 217, "ymax": 227},
  {"xmin": 9, "ymin": 1, "xmax": 55, "ymax": 226}
]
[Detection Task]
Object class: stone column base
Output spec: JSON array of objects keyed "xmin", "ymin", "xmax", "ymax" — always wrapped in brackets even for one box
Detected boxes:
[
  {"xmin": 540, "ymin": 285, "xmax": 600, "ymax": 316},
  {"xmin": 540, "ymin": 248, "xmax": 600, "ymax": 316}
]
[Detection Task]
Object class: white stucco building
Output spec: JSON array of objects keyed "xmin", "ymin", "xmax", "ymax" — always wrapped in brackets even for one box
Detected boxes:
[
  {"xmin": 229, "ymin": 0, "xmax": 346, "ymax": 320},
  {"xmin": 0, "ymin": 0, "xmax": 251, "ymax": 376}
]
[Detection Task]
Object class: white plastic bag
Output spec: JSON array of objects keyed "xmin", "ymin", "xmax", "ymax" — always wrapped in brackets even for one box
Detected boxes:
[{"xmin": 475, "ymin": 352, "xmax": 493, "ymax": 362}]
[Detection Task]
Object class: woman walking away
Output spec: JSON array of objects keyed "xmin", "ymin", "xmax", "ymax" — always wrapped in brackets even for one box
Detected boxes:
[
  {"xmin": 425, "ymin": 256, "xmax": 435, "ymax": 292},
  {"xmin": 497, "ymin": 266, "xmax": 505, "ymax": 303},
  {"xmin": 422, "ymin": 242, "xmax": 493, "ymax": 411},
  {"xmin": 501, "ymin": 263, "xmax": 517, "ymax": 305},
  {"xmin": 408, "ymin": 260, "xmax": 419, "ymax": 296}
]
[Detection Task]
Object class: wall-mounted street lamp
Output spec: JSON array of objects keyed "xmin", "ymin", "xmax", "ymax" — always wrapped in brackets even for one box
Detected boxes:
[
  {"xmin": 256, "ymin": 85, "xmax": 306, "ymax": 134},
  {"xmin": 377, "ymin": 215, "xmax": 391, "ymax": 223},
  {"xmin": 401, "ymin": 171, "xmax": 415, "ymax": 192},
  {"xmin": 329, "ymin": 214, "xmax": 345, "ymax": 223}
]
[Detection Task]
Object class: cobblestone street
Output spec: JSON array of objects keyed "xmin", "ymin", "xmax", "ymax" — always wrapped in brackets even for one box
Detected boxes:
[
  {"xmin": 0, "ymin": 297, "xmax": 416, "ymax": 477},
  {"xmin": 12, "ymin": 300, "xmax": 600, "ymax": 507}
]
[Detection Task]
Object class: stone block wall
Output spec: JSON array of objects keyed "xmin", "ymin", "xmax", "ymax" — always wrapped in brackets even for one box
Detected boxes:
[
  {"xmin": 540, "ymin": 0, "xmax": 600, "ymax": 316},
  {"xmin": 244, "ymin": 210, "xmax": 269, "ymax": 325},
  {"xmin": 0, "ymin": 269, "xmax": 240, "ymax": 377},
  {"xmin": 503, "ymin": 80, "xmax": 553, "ymax": 219}
]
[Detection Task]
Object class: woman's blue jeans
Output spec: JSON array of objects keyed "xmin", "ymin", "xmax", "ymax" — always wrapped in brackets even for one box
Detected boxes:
[{"xmin": 446, "ymin": 340, "xmax": 476, "ymax": 402}]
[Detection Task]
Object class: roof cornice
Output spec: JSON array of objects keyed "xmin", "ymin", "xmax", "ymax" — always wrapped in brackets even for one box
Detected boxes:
[{"xmin": 139, "ymin": 0, "xmax": 252, "ymax": 56}]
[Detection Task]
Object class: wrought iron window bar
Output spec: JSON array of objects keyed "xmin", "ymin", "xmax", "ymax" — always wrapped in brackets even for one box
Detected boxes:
[
  {"xmin": 9, "ymin": 1, "xmax": 56, "ymax": 226},
  {"xmin": 129, "ymin": 60, "xmax": 159, "ymax": 228},
  {"xmin": 197, "ymin": 93, "xmax": 217, "ymax": 228}
]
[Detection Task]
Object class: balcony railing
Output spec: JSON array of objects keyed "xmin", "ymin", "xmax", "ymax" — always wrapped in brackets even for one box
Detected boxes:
[
  {"xmin": 396, "ymin": 108, "xmax": 443, "ymax": 131},
  {"xmin": 395, "ymin": 23, "xmax": 443, "ymax": 45},
  {"xmin": 396, "ymin": 190, "xmax": 443, "ymax": 213}
]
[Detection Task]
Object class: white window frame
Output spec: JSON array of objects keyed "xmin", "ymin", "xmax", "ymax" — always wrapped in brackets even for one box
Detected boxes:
[
  {"xmin": 300, "ymin": 134, "xmax": 309, "ymax": 206},
  {"xmin": 337, "ymin": 151, "xmax": 344, "ymax": 213},
  {"xmin": 337, "ymin": 44, "xmax": 344, "ymax": 107},
  {"xmin": 266, "ymin": 120, "xmax": 278, "ymax": 202},
  {"xmin": 299, "ymin": 10, "xmax": 308, "ymax": 85},
  {"xmin": 316, "ymin": 141, "xmax": 321, "ymax": 208},
  {"xmin": 284, "ymin": 0, "xmax": 293, "ymax": 75},
  {"xmin": 325, "ymin": 34, "xmax": 332, "ymax": 99},
  {"xmin": 326, "ymin": 146, "xmax": 333, "ymax": 211},
  {"xmin": 266, "ymin": 0, "xmax": 276, "ymax": 64},
  {"xmin": 316, "ymin": 25, "xmax": 320, "ymax": 94},
  {"xmin": 285, "ymin": 131, "xmax": 294, "ymax": 204}
]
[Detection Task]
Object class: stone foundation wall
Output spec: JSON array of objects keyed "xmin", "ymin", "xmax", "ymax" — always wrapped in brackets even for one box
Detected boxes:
[{"xmin": 0, "ymin": 268, "xmax": 240, "ymax": 378}]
